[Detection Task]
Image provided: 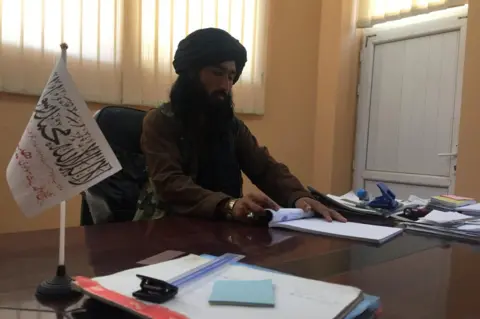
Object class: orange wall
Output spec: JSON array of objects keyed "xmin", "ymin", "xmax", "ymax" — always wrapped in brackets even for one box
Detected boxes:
[
  {"xmin": 314, "ymin": 0, "xmax": 360, "ymax": 195},
  {"xmin": 455, "ymin": 1, "xmax": 480, "ymax": 197},
  {"xmin": 0, "ymin": 0, "xmax": 359, "ymax": 234}
]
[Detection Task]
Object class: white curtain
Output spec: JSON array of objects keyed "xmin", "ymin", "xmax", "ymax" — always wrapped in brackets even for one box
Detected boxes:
[
  {"xmin": 357, "ymin": 0, "xmax": 468, "ymax": 28},
  {"xmin": 0, "ymin": 0, "xmax": 268, "ymax": 114}
]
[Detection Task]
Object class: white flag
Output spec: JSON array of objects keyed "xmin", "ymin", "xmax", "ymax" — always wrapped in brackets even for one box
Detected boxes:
[{"xmin": 6, "ymin": 58, "xmax": 122, "ymax": 217}]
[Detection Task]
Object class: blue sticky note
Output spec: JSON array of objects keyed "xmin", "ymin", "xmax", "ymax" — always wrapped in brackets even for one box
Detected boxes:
[{"xmin": 209, "ymin": 279, "xmax": 275, "ymax": 307}]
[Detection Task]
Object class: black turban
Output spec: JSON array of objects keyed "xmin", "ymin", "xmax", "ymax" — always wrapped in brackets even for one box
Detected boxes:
[{"xmin": 173, "ymin": 28, "xmax": 247, "ymax": 84}]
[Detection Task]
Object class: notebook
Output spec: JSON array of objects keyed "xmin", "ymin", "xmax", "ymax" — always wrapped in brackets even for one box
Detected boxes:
[
  {"xmin": 268, "ymin": 209, "xmax": 403, "ymax": 244},
  {"xmin": 430, "ymin": 195, "xmax": 476, "ymax": 209}
]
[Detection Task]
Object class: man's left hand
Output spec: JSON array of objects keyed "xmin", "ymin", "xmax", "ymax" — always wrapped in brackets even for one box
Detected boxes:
[{"xmin": 295, "ymin": 197, "xmax": 347, "ymax": 222}]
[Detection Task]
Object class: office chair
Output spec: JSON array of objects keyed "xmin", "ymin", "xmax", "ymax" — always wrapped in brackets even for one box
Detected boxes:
[{"xmin": 80, "ymin": 106, "xmax": 148, "ymax": 226}]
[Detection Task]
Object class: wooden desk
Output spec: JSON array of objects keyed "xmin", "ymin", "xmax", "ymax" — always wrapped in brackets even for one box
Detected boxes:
[{"xmin": 0, "ymin": 216, "xmax": 478, "ymax": 318}]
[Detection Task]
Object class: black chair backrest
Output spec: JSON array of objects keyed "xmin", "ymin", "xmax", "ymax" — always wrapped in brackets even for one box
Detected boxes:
[
  {"xmin": 95, "ymin": 105, "xmax": 147, "ymax": 154},
  {"xmin": 80, "ymin": 106, "xmax": 148, "ymax": 226}
]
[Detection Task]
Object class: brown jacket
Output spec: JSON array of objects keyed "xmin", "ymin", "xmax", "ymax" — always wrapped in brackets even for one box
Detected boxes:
[{"xmin": 140, "ymin": 105, "xmax": 312, "ymax": 218}]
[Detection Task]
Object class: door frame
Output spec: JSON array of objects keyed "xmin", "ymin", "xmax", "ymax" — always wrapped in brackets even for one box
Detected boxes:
[{"xmin": 353, "ymin": 9, "xmax": 468, "ymax": 194}]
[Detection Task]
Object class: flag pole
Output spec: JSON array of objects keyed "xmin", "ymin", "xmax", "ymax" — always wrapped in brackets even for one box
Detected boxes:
[
  {"xmin": 59, "ymin": 200, "xmax": 66, "ymax": 266},
  {"xmin": 35, "ymin": 43, "xmax": 81, "ymax": 305},
  {"xmin": 58, "ymin": 42, "xmax": 68, "ymax": 268}
]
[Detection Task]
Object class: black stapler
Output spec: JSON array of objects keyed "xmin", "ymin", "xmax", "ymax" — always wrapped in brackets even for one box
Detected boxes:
[{"xmin": 132, "ymin": 274, "xmax": 178, "ymax": 303}]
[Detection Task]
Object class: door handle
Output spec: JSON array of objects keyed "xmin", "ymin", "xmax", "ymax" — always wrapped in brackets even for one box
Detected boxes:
[{"xmin": 438, "ymin": 152, "xmax": 457, "ymax": 157}]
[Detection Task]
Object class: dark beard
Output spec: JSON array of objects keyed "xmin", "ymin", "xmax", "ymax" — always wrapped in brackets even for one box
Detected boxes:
[{"xmin": 169, "ymin": 75, "xmax": 234, "ymax": 134}]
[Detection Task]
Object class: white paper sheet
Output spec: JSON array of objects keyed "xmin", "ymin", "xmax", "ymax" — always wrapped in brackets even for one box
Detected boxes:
[
  {"xmin": 270, "ymin": 218, "xmax": 403, "ymax": 243},
  {"xmin": 457, "ymin": 224, "xmax": 480, "ymax": 232},
  {"xmin": 458, "ymin": 203, "xmax": 480, "ymax": 214},
  {"xmin": 93, "ymin": 255, "xmax": 362, "ymax": 319},
  {"xmin": 267, "ymin": 208, "xmax": 313, "ymax": 226},
  {"xmin": 6, "ymin": 58, "xmax": 121, "ymax": 216},
  {"xmin": 420, "ymin": 210, "xmax": 471, "ymax": 224},
  {"xmin": 327, "ymin": 194, "xmax": 359, "ymax": 207},
  {"xmin": 405, "ymin": 195, "xmax": 429, "ymax": 206},
  {"xmin": 339, "ymin": 191, "xmax": 362, "ymax": 203}
]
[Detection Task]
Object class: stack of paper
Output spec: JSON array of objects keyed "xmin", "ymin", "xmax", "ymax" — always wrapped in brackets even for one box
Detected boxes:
[
  {"xmin": 458, "ymin": 203, "xmax": 480, "ymax": 216},
  {"xmin": 401, "ymin": 210, "xmax": 480, "ymax": 243},
  {"xmin": 428, "ymin": 195, "xmax": 476, "ymax": 211}
]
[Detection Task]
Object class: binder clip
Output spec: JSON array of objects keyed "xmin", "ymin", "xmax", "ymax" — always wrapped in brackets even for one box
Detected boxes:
[
  {"xmin": 403, "ymin": 207, "xmax": 431, "ymax": 219},
  {"xmin": 132, "ymin": 274, "xmax": 178, "ymax": 304},
  {"xmin": 368, "ymin": 183, "xmax": 398, "ymax": 210}
]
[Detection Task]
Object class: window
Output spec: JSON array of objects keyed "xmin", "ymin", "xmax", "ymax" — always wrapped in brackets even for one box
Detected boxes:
[
  {"xmin": 357, "ymin": 0, "xmax": 467, "ymax": 28},
  {"xmin": 0, "ymin": 0, "xmax": 268, "ymax": 114}
]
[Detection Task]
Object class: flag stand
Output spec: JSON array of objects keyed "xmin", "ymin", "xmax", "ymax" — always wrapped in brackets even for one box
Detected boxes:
[
  {"xmin": 35, "ymin": 43, "xmax": 82, "ymax": 303},
  {"xmin": 35, "ymin": 200, "xmax": 80, "ymax": 301}
]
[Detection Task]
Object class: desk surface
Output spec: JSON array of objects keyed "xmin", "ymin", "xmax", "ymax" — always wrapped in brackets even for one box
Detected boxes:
[{"xmin": 0, "ymin": 216, "xmax": 478, "ymax": 319}]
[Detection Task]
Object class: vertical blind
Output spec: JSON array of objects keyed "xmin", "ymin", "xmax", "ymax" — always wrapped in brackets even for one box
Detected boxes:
[
  {"xmin": 0, "ymin": 0, "xmax": 123, "ymax": 104},
  {"xmin": 122, "ymin": 0, "xmax": 268, "ymax": 113},
  {"xmin": 0, "ymin": 0, "xmax": 268, "ymax": 114},
  {"xmin": 357, "ymin": 0, "xmax": 468, "ymax": 28}
]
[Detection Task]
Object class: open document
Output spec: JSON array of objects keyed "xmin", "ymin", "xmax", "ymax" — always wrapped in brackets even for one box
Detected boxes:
[
  {"xmin": 268, "ymin": 209, "xmax": 403, "ymax": 244},
  {"xmin": 73, "ymin": 254, "xmax": 364, "ymax": 319}
]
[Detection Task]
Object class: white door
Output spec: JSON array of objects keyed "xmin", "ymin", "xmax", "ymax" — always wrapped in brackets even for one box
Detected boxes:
[{"xmin": 354, "ymin": 14, "xmax": 467, "ymax": 200}]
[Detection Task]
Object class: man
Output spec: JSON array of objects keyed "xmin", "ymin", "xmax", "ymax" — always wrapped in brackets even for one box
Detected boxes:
[{"xmin": 140, "ymin": 28, "xmax": 346, "ymax": 223}]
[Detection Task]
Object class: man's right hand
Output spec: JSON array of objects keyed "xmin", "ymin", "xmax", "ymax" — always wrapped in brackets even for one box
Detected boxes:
[{"xmin": 232, "ymin": 193, "xmax": 280, "ymax": 222}]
